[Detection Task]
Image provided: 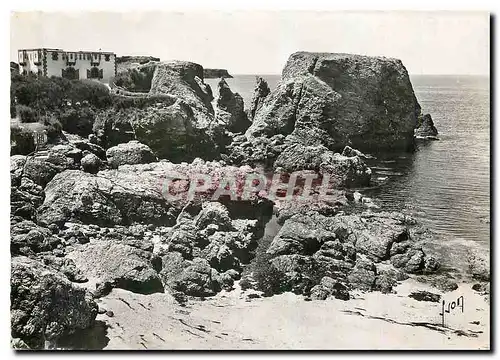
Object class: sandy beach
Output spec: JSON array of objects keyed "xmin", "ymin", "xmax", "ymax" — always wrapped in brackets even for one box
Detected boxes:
[{"xmin": 89, "ymin": 278, "xmax": 489, "ymax": 350}]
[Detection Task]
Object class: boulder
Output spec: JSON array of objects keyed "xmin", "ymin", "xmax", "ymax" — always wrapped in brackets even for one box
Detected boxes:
[
  {"xmin": 11, "ymin": 155, "xmax": 27, "ymax": 185},
  {"xmin": 11, "ymin": 177, "xmax": 45, "ymax": 220},
  {"xmin": 160, "ymin": 253, "xmax": 219, "ymax": 297},
  {"xmin": 414, "ymin": 113, "xmax": 438, "ymax": 139},
  {"xmin": 11, "ymin": 256, "xmax": 97, "ymax": 349},
  {"xmin": 408, "ymin": 290, "xmax": 441, "ymax": 303},
  {"xmin": 23, "ymin": 157, "xmax": 64, "ymax": 188},
  {"xmin": 390, "ymin": 247, "xmax": 435, "ymax": 274},
  {"xmin": 272, "ymin": 144, "xmax": 372, "ymax": 187},
  {"xmin": 249, "ymin": 77, "xmax": 271, "ymax": 120},
  {"xmin": 267, "ymin": 213, "xmax": 332, "ymax": 257},
  {"xmin": 106, "ymin": 140, "xmax": 157, "ymax": 168},
  {"xmin": 63, "ymin": 133, "xmax": 106, "ymax": 159},
  {"xmin": 66, "ymin": 241, "xmax": 164, "ymax": 294},
  {"xmin": 347, "ymin": 255, "xmax": 376, "ymax": 291},
  {"xmin": 373, "ymin": 264, "xmax": 408, "ymax": 293},
  {"xmin": 36, "ymin": 170, "xmax": 124, "ymax": 227},
  {"xmin": 194, "ymin": 202, "xmax": 233, "ymax": 231},
  {"xmin": 467, "ymin": 248, "xmax": 490, "ymax": 281},
  {"xmin": 310, "ymin": 276, "xmax": 350, "ymax": 301},
  {"xmin": 215, "ymin": 78, "xmax": 250, "ymax": 133},
  {"xmin": 36, "ymin": 169, "xmax": 175, "ymax": 227},
  {"xmin": 341, "ymin": 145, "xmax": 373, "ymax": 159},
  {"xmin": 10, "ymin": 220, "xmax": 61, "ymax": 256},
  {"xmin": 80, "ymin": 153, "xmax": 101, "ymax": 174}
]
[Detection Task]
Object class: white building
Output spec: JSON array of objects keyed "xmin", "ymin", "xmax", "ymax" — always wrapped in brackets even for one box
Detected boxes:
[{"xmin": 17, "ymin": 48, "xmax": 116, "ymax": 83}]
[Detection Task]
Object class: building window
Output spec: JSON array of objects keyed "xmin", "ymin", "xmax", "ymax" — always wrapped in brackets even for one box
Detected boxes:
[
  {"xmin": 62, "ymin": 54, "xmax": 66, "ymax": 60},
  {"xmin": 87, "ymin": 66, "xmax": 103, "ymax": 79},
  {"xmin": 105, "ymin": 54, "xmax": 110, "ymax": 61},
  {"xmin": 51, "ymin": 52, "xmax": 58, "ymax": 61},
  {"xmin": 62, "ymin": 67, "xmax": 79, "ymax": 80},
  {"xmin": 79, "ymin": 54, "xmax": 82, "ymax": 60}
]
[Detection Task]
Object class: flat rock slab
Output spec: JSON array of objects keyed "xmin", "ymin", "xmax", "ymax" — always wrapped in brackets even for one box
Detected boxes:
[{"xmin": 67, "ymin": 241, "xmax": 164, "ymax": 295}]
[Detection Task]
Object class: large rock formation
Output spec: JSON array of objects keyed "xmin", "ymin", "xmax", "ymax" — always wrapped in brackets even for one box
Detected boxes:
[
  {"xmin": 203, "ymin": 68, "xmax": 233, "ymax": 79},
  {"xmin": 96, "ymin": 61, "xmax": 227, "ymax": 162},
  {"xmin": 215, "ymin": 78, "xmax": 250, "ymax": 133},
  {"xmin": 11, "ymin": 256, "xmax": 97, "ymax": 349},
  {"xmin": 228, "ymin": 52, "xmax": 422, "ymax": 169}
]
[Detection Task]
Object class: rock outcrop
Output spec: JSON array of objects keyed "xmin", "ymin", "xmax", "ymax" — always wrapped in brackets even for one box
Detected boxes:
[
  {"xmin": 36, "ymin": 159, "xmax": 275, "ymax": 227},
  {"xmin": 158, "ymin": 201, "xmax": 269, "ymax": 297},
  {"xmin": 11, "ymin": 219, "xmax": 62, "ymax": 256},
  {"xmin": 249, "ymin": 77, "xmax": 271, "ymax": 120},
  {"xmin": 10, "ymin": 135, "xmax": 107, "ymax": 221},
  {"xmin": 414, "ymin": 113, "xmax": 439, "ymax": 139},
  {"xmin": 215, "ymin": 78, "xmax": 250, "ymax": 133},
  {"xmin": 149, "ymin": 61, "xmax": 214, "ymax": 124},
  {"xmin": 97, "ymin": 61, "xmax": 226, "ymax": 162},
  {"xmin": 94, "ymin": 96, "xmax": 220, "ymax": 162},
  {"xmin": 116, "ymin": 55, "xmax": 160, "ymax": 73},
  {"xmin": 11, "ymin": 256, "xmax": 97, "ymax": 349},
  {"xmin": 258, "ymin": 211, "xmax": 437, "ymax": 300},
  {"xmin": 203, "ymin": 68, "xmax": 233, "ymax": 79},
  {"xmin": 274, "ymin": 144, "xmax": 372, "ymax": 187}
]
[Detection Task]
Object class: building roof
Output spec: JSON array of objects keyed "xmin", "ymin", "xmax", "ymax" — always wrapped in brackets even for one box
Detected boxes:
[{"xmin": 18, "ymin": 48, "xmax": 115, "ymax": 55}]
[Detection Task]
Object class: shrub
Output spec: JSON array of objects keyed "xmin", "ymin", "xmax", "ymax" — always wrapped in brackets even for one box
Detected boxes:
[
  {"xmin": 67, "ymin": 79, "xmax": 112, "ymax": 108},
  {"xmin": 17, "ymin": 105, "xmax": 37, "ymax": 123},
  {"xmin": 11, "ymin": 75, "xmax": 112, "ymax": 113},
  {"xmin": 59, "ymin": 107, "xmax": 96, "ymax": 137},
  {"xmin": 40, "ymin": 115, "xmax": 62, "ymax": 141},
  {"xmin": 10, "ymin": 125, "xmax": 35, "ymax": 155},
  {"xmin": 111, "ymin": 94, "xmax": 176, "ymax": 110},
  {"xmin": 252, "ymin": 259, "xmax": 292, "ymax": 297},
  {"xmin": 113, "ymin": 66, "xmax": 154, "ymax": 92}
]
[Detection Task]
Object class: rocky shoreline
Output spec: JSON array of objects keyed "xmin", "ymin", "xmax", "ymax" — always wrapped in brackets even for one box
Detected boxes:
[{"xmin": 10, "ymin": 51, "xmax": 489, "ymax": 349}]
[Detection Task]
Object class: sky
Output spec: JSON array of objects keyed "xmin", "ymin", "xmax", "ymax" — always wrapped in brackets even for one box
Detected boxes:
[{"xmin": 10, "ymin": 11, "xmax": 490, "ymax": 75}]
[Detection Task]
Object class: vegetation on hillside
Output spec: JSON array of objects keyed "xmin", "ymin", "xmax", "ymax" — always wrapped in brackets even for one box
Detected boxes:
[{"xmin": 10, "ymin": 74, "xmax": 113, "ymax": 141}]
